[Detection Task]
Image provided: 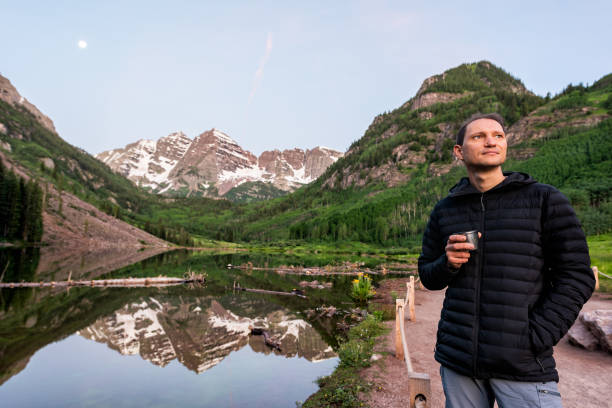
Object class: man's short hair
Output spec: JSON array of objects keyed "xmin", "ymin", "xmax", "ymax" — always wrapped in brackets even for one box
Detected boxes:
[{"xmin": 456, "ymin": 113, "xmax": 505, "ymax": 146}]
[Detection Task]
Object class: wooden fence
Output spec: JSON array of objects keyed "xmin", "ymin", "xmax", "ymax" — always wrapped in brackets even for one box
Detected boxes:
[{"xmin": 395, "ymin": 276, "xmax": 431, "ymax": 408}]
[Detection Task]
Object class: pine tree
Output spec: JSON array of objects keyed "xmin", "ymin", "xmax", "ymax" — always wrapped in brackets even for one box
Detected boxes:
[
  {"xmin": 24, "ymin": 180, "xmax": 43, "ymax": 242},
  {"xmin": 0, "ymin": 159, "xmax": 7, "ymax": 237},
  {"xmin": 6, "ymin": 173, "xmax": 21, "ymax": 239},
  {"xmin": 19, "ymin": 178, "xmax": 29, "ymax": 241}
]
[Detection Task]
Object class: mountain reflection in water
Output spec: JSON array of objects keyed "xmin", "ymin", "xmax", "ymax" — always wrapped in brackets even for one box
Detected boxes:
[{"xmin": 78, "ymin": 295, "xmax": 336, "ymax": 374}]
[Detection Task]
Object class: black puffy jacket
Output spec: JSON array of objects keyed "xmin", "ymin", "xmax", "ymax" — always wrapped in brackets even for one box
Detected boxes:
[{"xmin": 418, "ymin": 172, "xmax": 594, "ymax": 382}]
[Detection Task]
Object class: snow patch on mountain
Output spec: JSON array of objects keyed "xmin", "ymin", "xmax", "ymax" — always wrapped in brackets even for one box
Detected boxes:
[{"xmin": 279, "ymin": 319, "xmax": 309, "ymax": 340}]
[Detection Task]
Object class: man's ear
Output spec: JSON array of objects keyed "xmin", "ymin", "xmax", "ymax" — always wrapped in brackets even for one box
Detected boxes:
[{"xmin": 453, "ymin": 144, "xmax": 463, "ymax": 161}]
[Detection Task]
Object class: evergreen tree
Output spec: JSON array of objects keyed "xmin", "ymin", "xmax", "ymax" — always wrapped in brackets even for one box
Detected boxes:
[
  {"xmin": 0, "ymin": 159, "xmax": 8, "ymax": 237},
  {"xmin": 19, "ymin": 177, "xmax": 29, "ymax": 241},
  {"xmin": 6, "ymin": 173, "xmax": 21, "ymax": 239},
  {"xmin": 0, "ymin": 158, "xmax": 44, "ymax": 243},
  {"xmin": 25, "ymin": 179, "xmax": 43, "ymax": 242}
]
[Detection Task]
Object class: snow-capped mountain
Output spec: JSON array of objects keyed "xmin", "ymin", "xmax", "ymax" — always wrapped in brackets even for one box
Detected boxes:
[{"xmin": 96, "ymin": 129, "xmax": 343, "ymax": 198}]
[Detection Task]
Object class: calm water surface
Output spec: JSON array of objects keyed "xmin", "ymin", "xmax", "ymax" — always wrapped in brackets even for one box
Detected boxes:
[{"xmin": 0, "ymin": 248, "xmax": 386, "ymax": 407}]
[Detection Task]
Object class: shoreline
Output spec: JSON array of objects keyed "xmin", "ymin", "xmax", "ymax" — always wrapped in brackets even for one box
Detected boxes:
[{"xmin": 359, "ymin": 277, "xmax": 612, "ymax": 408}]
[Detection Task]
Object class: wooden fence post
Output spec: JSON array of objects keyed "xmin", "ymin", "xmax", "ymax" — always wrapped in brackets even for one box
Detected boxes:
[
  {"xmin": 409, "ymin": 372, "xmax": 431, "ymax": 408},
  {"xmin": 395, "ymin": 299, "xmax": 404, "ymax": 360},
  {"xmin": 409, "ymin": 276, "xmax": 416, "ymax": 321},
  {"xmin": 593, "ymin": 266, "xmax": 600, "ymax": 291}
]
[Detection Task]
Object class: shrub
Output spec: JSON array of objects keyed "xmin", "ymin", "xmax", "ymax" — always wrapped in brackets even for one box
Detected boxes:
[
  {"xmin": 338, "ymin": 313, "xmax": 386, "ymax": 369},
  {"xmin": 304, "ymin": 367, "xmax": 371, "ymax": 408},
  {"xmin": 602, "ymin": 94, "xmax": 612, "ymax": 112},
  {"xmin": 351, "ymin": 273, "xmax": 375, "ymax": 303},
  {"xmin": 348, "ymin": 314, "xmax": 387, "ymax": 341},
  {"xmin": 338, "ymin": 338, "xmax": 374, "ymax": 368}
]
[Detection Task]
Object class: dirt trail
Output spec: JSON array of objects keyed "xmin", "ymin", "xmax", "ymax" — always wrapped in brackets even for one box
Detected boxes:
[{"xmin": 363, "ymin": 278, "xmax": 612, "ymax": 408}]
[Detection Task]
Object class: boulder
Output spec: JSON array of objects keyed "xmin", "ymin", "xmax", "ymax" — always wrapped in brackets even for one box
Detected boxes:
[
  {"xmin": 581, "ymin": 310, "xmax": 612, "ymax": 353},
  {"xmin": 567, "ymin": 318, "xmax": 600, "ymax": 351},
  {"xmin": 40, "ymin": 157, "xmax": 54, "ymax": 170},
  {"xmin": 0, "ymin": 140, "xmax": 10, "ymax": 152}
]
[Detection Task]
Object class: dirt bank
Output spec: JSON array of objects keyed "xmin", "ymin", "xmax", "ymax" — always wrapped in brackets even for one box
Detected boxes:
[
  {"xmin": 43, "ymin": 185, "xmax": 169, "ymax": 249},
  {"xmin": 363, "ymin": 278, "xmax": 612, "ymax": 408}
]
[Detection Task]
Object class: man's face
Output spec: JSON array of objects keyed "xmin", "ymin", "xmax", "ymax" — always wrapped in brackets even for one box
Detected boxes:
[{"xmin": 453, "ymin": 118, "xmax": 507, "ymax": 169}]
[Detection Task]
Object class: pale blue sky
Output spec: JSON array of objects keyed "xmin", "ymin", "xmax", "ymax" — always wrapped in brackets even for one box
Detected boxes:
[{"xmin": 1, "ymin": 1, "xmax": 611, "ymax": 156}]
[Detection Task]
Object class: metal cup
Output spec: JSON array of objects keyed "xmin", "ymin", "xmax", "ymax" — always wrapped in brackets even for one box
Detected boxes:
[{"xmin": 460, "ymin": 230, "xmax": 479, "ymax": 250}]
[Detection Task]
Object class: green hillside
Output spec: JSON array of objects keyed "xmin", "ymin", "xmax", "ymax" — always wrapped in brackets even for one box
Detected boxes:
[
  {"xmin": 224, "ymin": 181, "xmax": 287, "ymax": 203},
  {"xmin": 0, "ymin": 99, "xmax": 146, "ymax": 212}
]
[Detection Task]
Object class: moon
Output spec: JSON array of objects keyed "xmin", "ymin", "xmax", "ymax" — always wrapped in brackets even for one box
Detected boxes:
[{"xmin": 78, "ymin": 40, "xmax": 87, "ymax": 49}]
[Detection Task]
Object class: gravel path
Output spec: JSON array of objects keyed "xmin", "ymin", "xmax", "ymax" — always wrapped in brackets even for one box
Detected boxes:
[{"xmin": 362, "ymin": 278, "xmax": 612, "ymax": 408}]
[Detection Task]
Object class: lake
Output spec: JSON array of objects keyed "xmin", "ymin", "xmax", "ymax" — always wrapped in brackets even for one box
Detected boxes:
[{"xmin": 0, "ymin": 247, "xmax": 392, "ymax": 407}]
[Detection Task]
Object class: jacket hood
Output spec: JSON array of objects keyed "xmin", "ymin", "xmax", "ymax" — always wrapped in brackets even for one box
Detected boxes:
[{"xmin": 449, "ymin": 171, "xmax": 536, "ymax": 197}]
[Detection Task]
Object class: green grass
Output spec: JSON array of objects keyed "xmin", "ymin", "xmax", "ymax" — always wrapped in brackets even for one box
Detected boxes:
[
  {"xmin": 242, "ymin": 240, "xmax": 420, "ymax": 258},
  {"xmin": 586, "ymin": 90, "xmax": 609, "ymax": 104},
  {"xmin": 591, "ymin": 108, "xmax": 608, "ymax": 115},
  {"xmin": 190, "ymin": 235, "xmax": 241, "ymax": 248},
  {"xmin": 588, "ymin": 233, "xmax": 612, "ymax": 292}
]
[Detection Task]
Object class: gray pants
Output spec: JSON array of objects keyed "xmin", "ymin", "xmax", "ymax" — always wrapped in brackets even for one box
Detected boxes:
[{"xmin": 440, "ymin": 366, "xmax": 563, "ymax": 408}]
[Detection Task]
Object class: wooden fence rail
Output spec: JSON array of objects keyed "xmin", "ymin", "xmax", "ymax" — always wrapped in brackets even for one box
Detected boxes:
[{"xmin": 395, "ymin": 276, "xmax": 431, "ymax": 408}]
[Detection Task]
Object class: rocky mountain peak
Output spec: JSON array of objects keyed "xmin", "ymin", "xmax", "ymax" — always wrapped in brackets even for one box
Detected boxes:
[
  {"xmin": 0, "ymin": 74, "xmax": 57, "ymax": 133},
  {"xmin": 405, "ymin": 60, "xmax": 531, "ymax": 111},
  {"xmin": 161, "ymin": 130, "xmax": 189, "ymax": 142},
  {"xmin": 155, "ymin": 131, "xmax": 192, "ymax": 161}
]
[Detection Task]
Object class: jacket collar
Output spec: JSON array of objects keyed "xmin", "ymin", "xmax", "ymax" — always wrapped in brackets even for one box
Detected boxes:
[{"xmin": 448, "ymin": 171, "xmax": 536, "ymax": 198}]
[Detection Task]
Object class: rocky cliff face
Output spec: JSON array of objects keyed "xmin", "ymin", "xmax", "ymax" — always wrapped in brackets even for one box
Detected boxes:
[
  {"xmin": 79, "ymin": 297, "xmax": 336, "ymax": 373},
  {"xmin": 405, "ymin": 74, "xmax": 472, "ymax": 111},
  {"xmin": 0, "ymin": 74, "xmax": 56, "ymax": 134},
  {"xmin": 96, "ymin": 130, "xmax": 343, "ymax": 198}
]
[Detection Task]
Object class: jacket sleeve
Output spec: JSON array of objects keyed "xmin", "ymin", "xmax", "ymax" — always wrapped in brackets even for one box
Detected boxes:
[
  {"xmin": 418, "ymin": 204, "xmax": 461, "ymax": 290},
  {"xmin": 529, "ymin": 189, "xmax": 595, "ymax": 354}
]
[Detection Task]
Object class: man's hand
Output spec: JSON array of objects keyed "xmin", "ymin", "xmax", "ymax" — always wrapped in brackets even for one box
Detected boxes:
[{"xmin": 445, "ymin": 233, "xmax": 481, "ymax": 269}]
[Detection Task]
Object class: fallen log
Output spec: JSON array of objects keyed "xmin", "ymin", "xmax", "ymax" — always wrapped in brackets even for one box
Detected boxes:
[
  {"xmin": 250, "ymin": 326, "xmax": 282, "ymax": 351},
  {"xmin": 299, "ymin": 280, "xmax": 333, "ymax": 289},
  {"xmin": 233, "ymin": 281, "xmax": 307, "ymax": 298},
  {"xmin": 0, "ymin": 275, "xmax": 206, "ymax": 288}
]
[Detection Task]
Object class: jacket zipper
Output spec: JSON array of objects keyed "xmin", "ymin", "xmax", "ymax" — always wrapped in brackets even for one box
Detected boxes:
[
  {"xmin": 473, "ymin": 193, "xmax": 486, "ymax": 376},
  {"xmin": 536, "ymin": 357, "xmax": 545, "ymax": 372}
]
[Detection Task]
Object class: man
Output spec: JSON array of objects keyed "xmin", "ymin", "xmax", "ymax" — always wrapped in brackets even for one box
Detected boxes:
[{"xmin": 418, "ymin": 113, "xmax": 594, "ymax": 407}]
